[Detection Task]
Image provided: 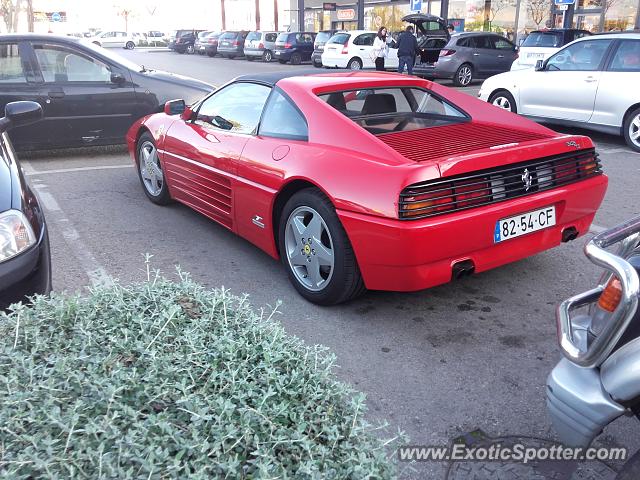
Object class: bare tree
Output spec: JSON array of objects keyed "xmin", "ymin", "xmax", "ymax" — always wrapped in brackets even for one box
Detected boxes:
[
  {"xmin": 274, "ymin": 0, "xmax": 278, "ymax": 30},
  {"xmin": 489, "ymin": 0, "xmax": 516, "ymax": 23},
  {"xmin": 113, "ymin": 5, "xmax": 135, "ymax": 32},
  {"xmin": 1, "ymin": 0, "xmax": 23, "ymax": 33},
  {"xmin": 26, "ymin": 0, "xmax": 32, "ymax": 32},
  {"xmin": 255, "ymin": 0, "xmax": 260, "ymax": 30},
  {"xmin": 588, "ymin": 0, "xmax": 618, "ymax": 15},
  {"xmin": 221, "ymin": 0, "xmax": 226, "ymax": 30},
  {"xmin": 527, "ymin": 0, "xmax": 550, "ymax": 28}
]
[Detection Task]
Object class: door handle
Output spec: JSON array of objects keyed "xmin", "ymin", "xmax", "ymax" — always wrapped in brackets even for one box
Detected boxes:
[
  {"xmin": 48, "ymin": 90, "xmax": 65, "ymax": 99},
  {"xmin": 584, "ymin": 76, "xmax": 598, "ymax": 83}
]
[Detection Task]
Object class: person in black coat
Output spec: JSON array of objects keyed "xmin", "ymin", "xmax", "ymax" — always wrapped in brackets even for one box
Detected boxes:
[{"xmin": 396, "ymin": 25, "xmax": 419, "ymax": 75}]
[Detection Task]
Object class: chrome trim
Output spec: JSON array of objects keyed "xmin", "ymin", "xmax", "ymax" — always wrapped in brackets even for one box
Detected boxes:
[{"xmin": 557, "ymin": 215, "xmax": 640, "ymax": 368}]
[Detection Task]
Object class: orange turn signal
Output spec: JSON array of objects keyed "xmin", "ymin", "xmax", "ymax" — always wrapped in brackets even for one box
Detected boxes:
[{"xmin": 598, "ymin": 276, "xmax": 623, "ymax": 313}]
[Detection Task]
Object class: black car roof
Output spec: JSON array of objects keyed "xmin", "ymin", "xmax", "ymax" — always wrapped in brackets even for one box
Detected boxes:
[
  {"xmin": 0, "ymin": 33, "xmax": 81, "ymax": 43},
  {"xmin": 235, "ymin": 69, "xmax": 326, "ymax": 86}
]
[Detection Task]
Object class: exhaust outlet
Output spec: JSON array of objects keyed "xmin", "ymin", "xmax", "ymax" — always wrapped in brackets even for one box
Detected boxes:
[
  {"xmin": 452, "ymin": 260, "xmax": 475, "ymax": 280},
  {"xmin": 562, "ymin": 227, "xmax": 579, "ymax": 243}
]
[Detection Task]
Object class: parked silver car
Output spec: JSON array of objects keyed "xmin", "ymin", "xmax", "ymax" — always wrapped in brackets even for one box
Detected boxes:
[
  {"xmin": 479, "ymin": 33, "xmax": 640, "ymax": 152},
  {"xmin": 421, "ymin": 32, "xmax": 518, "ymax": 86},
  {"xmin": 244, "ymin": 31, "xmax": 281, "ymax": 62}
]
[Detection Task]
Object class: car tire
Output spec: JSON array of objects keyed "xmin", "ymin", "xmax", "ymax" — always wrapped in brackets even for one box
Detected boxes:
[
  {"xmin": 136, "ymin": 132, "xmax": 171, "ymax": 206},
  {"xmin": 125, "ymin": 41, "xmax": 135, "ymax": 50},
  {"xmin": 347, "ymin": 57, "xmax": 363, "ymax": 70},
  {"xmin": 228, "ymin": 54, "xmax": 236, "ymax": 59},
  {"xmin": 207, "ymin": 51, "xmax": 216, "ymax": 57},
  {"xmin": 263, "ymin": 50, "xmax": 273, "ymax": 62},
  {"xmin": 453, "ymin": 63, "xmax": 473, "ymax": 87},
  {"xmin": 278, "ymin": 188, "xmax": 365, "ymax": 305},
  {"xmin": 313, "ymin": 60, "xmax": 322, "ymax": 68},
  {"xmin": 488, "ymin": 90, "xmax": 517, "ymax": 113},
  {"xmin": 623, "ymin": 106, "xmax": 640, "ymax": 153},
  {"xmin": 290, "ymin": 52, "xmax": 302, "ymax": 65},
  {"xmin": 186, "ymin": 45, "xmax": 195, "ymax": 54}
]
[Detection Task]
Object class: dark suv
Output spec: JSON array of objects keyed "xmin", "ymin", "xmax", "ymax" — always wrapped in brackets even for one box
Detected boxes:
[
  {"xmin": 170, "ymin": 29, "xmax": 204, "ymax": 54},
  {"xmin": 218, "ymin": 31, "xmax": 249, "ymax": 58},
  {"xmin": 312, "ymin": 30, "xmax": 340, "ymax": 67},
  {"xmin": 274, "ymin": 32, "xmax": 316, "ymax": 64}
]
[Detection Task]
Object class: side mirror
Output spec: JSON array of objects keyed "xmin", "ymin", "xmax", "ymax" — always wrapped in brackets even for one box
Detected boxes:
[
  {"xmin": 0, "ymin": 101, "xmax": 43, "ymax": 133},
  {"xmin": 535, "ymin": 59, "xmax": 545, "ymax": 71},
  {"xmin": 164, "ymin": 99, "xmax": 186, "ymax": 116},
  {"xmin": 110, "ymin": 72, "xmax": 126, "ymax": 84}
]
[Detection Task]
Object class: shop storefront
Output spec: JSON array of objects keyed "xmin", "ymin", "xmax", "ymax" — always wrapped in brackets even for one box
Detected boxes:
[{"xmin": 301, "ymin": 0, "xmax": 639, "ymax": 41}]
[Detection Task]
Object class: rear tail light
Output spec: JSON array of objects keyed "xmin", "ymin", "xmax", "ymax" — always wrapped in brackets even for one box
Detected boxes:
[
  {"xmin": 233, "ymin": 40, "xmax": 239, "ymax": 46},
  {"xmin": 258, "ymin": 42, "xmax": 264, "ymax": 49},
  {"xmin": 598, "ymin": 277, "xmax": 623, "ymax": 313},
  {"xmin": 341, "ymin": 41, "xmax": 349, "ymax": 54},
  {"xmin": 439, "ymin": 49, "xmax": 456, "ymax": 57},
  {"xmin": 285, "ymin": 42, "xmax": 292, "ymax": 49},
  {"xmin": 400, "ymin": 185, "xmax": 455, "ymax": 219},
  {"xmin": 454, "ymin": 181, "xmax": 491, "ymax": 208}
]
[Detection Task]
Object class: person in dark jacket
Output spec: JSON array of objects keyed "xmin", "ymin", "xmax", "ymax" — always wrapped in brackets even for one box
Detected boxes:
[{"xmin": 396, "ymin": 25, "xmax": 419, "ymax": 75}]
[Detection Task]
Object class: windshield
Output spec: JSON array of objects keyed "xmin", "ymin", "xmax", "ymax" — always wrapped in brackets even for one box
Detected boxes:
[
  {"xmin": 328, "ymin": 33, "xmax": 350, "ymax": 44},
  {"xmin": 315, "ymin": 32, "xmax": 332, "ymax": 44},
  {"xmin": 276, "ymin": 33, "xmax": 290, "ymax": 42},
  {"xmin": 246, "ymin": 32, "xmax": 261, "ymax": 41},
  {"xmin": 79, "ymin": 39, "xmax": 144, "ymax": 72},
  {"xmin": 522, "ymin": 32, "xmax": 564, "ymax": 48},
  {"xmin": 220, "ymin": 32, "xmax": 237, "ymax": 40},
  {"xmin": 319, "ymin": 87, "xmax": 467, "ymax": 135}
]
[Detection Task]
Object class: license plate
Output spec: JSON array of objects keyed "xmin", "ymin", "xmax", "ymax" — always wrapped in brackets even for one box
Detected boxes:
[
  {"xmin": 527, "ymin": 52, "xmax": 545, "ymax": 58},
  {"xmin": 494, "ymin": 206, "xmax": 556, "ymax": 243}
]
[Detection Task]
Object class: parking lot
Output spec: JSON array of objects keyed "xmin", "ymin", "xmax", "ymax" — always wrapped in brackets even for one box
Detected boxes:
[{"xmin": 21, "ymin": 49, "xmax": 640, "ymax": 478}]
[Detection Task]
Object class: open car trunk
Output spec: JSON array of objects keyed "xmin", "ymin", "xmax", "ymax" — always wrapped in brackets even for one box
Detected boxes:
[{"xmin": 401, "ymin": 13, "xmax": 450, "ymax": 65}]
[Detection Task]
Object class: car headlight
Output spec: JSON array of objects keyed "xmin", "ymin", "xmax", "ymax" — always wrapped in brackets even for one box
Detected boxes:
[{"xmin": 0, "ymin": 210, "xmax": 36, "ymax": 263}]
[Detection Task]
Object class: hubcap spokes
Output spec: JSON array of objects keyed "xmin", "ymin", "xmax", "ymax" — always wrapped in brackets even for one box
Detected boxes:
[
  {"xmin": 139, "ymin": 142, "xmax": 163, "ymax": 196},
  {"xmin": 630, "ymin": 115, "xmax": 640, "ymax": 146},
  {"xmin": 285, "ymin": 207, "xmax": 334, "ymax": 292},
  {"xmin": 459, "ymin": 67, "xmax": 471, "ymax": 85},
  {"xmin": 493, "ymin": 97, "xmax": 511, "ymax": 111}
]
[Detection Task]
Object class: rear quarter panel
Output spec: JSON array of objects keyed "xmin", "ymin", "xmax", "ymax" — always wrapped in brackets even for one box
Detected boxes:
[{"xmin": 591, "ymin": 71, "xmax": 640, "ymax": 129}]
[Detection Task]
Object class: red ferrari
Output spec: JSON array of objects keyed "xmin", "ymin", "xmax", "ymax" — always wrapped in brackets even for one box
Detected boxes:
[{"xmin": 126, "ymin": 71, "xmax": 607, "ymax": 305}]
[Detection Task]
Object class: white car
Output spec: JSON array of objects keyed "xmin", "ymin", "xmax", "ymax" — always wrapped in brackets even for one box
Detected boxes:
[
  {"xmin": 479, "ymin": 33, "xmax": 640, "ymax": 152},
  {"xmin": 89, "ymin": 31, "xmax": 135, "ymax": 49},
  {"xmin": 511, "ymin": 29, "xmax": 591, "ymax": 71},
  {"xmin": 321, "ymin": 30, "xmax": 398, "ymax": 70}
]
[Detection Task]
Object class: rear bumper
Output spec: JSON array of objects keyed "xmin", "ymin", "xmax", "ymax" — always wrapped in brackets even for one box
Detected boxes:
[
  {"xmin": 338, "ymin": 175, "xmax": 607, "ymax": 291},
  {"xmin": 218, "ymin": 47, "xmax": 243, "ymax": 56},
  {"xmin": 0, "ymin": 224, "xmax": 51, "ymax": 309},
  {"xmin": 274, "ymin": 49, "xmax": 292, "ymax": 61},
  {"xmin": 312, "ymin": 51, "xmax": 323, "ymax": 64},
  {"xmin": 321, "ymin": 53, "xmax": 349, "ymax": 68}
]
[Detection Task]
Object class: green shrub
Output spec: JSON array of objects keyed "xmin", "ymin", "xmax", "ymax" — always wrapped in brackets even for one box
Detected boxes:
[{"xmin": 0, "ymin": 270, "xmax": 399, "ymax": 479}]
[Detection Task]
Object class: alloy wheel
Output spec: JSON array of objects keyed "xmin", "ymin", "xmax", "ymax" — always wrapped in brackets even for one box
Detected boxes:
[
  {"xmin": 263, "ymin": 50, "xmax": 272, "ymax": 62},
  {"xmin": 139, "ymin": 141, "xmax": 164, "ymax": 196},
  {"xmin": 348, "ymin": 59, "xmax": 362, "ymax": 70},
  {"xmin": 458, "ymin": 66, "xmax": 472, "ymax": 86},
  {"xmin": 492, "ymin": 96, "xmax": 512, "ymax": 111},
  {"xmin": 284, "ymin": 206, "xmax": 335, "ymax": 292},
  {"xmin": 629, "ymin": 114, "xmax": 640, "ymax": 149}
]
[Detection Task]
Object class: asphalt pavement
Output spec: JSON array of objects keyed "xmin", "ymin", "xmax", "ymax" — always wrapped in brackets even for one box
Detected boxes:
[{"xmin": 20, "ymin": 49, "xmax": 640, "ymax": 479}]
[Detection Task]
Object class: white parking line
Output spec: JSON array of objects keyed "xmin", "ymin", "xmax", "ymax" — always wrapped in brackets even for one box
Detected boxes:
[
  {"xmin": 32, "ymin": 183, "xmax": 114, "ymax": 288},
  {"xmin": 24, "ymin": 164, "xmax": 134, "ymax": 176}
]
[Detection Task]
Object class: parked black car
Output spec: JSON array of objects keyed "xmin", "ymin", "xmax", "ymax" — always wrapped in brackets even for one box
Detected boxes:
[
  {"xmin": 274, "ymin": 32, "xmax": 316, "ymax": 64},
  {"xmin": 169, "ymin": 29, "xmax": 204, "ymax": 54},
  {"xmin": 204, "ymin": 32, "xmax": 223, "ymax": 57},
  {"xmin": 0, "ymin": 34, "xmax": 213, "ymax": 150},
  {"xmin": 418, "ymin": 32, "xmax": 518, "ymax": 86},
  {"xmin": 312, "ymin": 29, "xmax": 340, "ymax": 67},
  {"xmin": 217, "ymin": 31, "xmax": 249, "ymax": 58},
  {"xmin": 0, "ymin": 101, "xmax": 51, "ymax": 309}
]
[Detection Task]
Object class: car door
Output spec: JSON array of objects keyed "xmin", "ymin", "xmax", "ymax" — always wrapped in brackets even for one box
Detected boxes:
[
  {"xmin": 353, "ymin": 33, "xmax": 376, "ymax": 68},
  {"xmin": 115, "ymin": 32, "xmax": 127, "ymax": 48},
  {"xmin": 591, "ymin": 39, "xmax": 640, "ymax": 128},
  {"xmin": 0, "ymin": 40, "xmax": 45, "ymax": 149},
  {"xmin": 300, "ymin": 33, "xmax": 315, "ymax": 60},
  {"xmin": 30, "ymin": 41, "xmax": 139, "ymax": 147},
  {"xmin": 469, "ymin": 35, "xmax": 496, "ymax": 76},
  {"xmin": 519, "ymin": 39, "xmax": 614, "ymax": 122},
  {"xmin": 237, "ymin": 88, "xmax": 309, "ymax": 255},
  {"xmin": 100, "ymin": 32, "xmax": 116, "ymax": 47},
  {"xmin": 490, "ymin": 36, "xmax": 517, "ymax": 74},
  {"xmin": 161, "ymin": 82, "xmax": 272, "ymax": 230}
]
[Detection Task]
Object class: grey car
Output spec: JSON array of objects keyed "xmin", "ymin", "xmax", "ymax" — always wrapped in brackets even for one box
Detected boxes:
[
  {"xmin": 244, "ymin": 31, "xmax": 280, "ymax": 62},
  {"xmin": 426, "ymin": 32, "xmax": 518, "ymax": 86}
]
